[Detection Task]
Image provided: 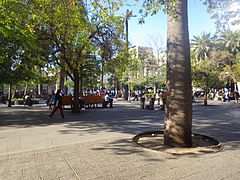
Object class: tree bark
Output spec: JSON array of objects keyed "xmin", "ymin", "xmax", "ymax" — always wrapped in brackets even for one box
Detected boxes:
[
  {"xmin": 72, "ymin": 69, "xmax": 80, "ymax": 113},
  {"xmin": 164, "ymin": 0, "xmax": 192, "ymax": 147}
]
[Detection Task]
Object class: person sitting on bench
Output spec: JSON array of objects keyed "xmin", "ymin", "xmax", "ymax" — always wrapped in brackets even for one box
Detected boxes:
[{"xmin": 103, "ymin": 93, "xmax": 113, "ymax": 108}]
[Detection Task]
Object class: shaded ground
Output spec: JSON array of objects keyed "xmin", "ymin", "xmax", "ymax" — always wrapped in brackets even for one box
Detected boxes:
[
  {"xmin": 0, "ymin": 99, "xmax": 240, "ymax": 179},
  {"xmin": 0, "ymin": 99, "xmax": 239, "ymax": 151}
]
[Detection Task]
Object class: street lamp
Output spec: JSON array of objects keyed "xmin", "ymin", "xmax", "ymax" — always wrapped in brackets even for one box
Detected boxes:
[
  {"xmin": 122, "ymin": 9, "xmax": 136, "ymax": 101},
  {"xmin": 124, "ymin": 9, "xmax": 136, "ymax": 52}
]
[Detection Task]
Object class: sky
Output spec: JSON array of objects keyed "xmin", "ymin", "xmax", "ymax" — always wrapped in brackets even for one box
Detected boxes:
[{"xmin": 122, "ymin": 0, "xmax": 217, "ymax": 50}]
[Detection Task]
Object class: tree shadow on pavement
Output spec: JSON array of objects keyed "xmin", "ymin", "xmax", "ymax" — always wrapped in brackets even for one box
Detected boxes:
[
  {"xmin": 0, "ymin": 104, "xmax": 79, "ymax": 128},
  {"xmin": 89, "ymin": 102, "xmax": 240, "ymax": 158},
  {"xmin": 58, "ymin": 105, "xmax": 164, "ymax": 137},
  {"xmin": 192, "ymin": 102, "xmax": 240, "ymax": 150},
  {"xmin": 0, "ymin": 101, "xmax": 239, "ymax": 153}
]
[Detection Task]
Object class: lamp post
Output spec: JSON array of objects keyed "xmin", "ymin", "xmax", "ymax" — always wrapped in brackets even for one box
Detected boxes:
[{"xmin": 122, "ymin": 9, "xmax": 136, "ymax": 101}]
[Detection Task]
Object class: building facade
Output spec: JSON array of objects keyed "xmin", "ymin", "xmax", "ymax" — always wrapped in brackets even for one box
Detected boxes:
[{"xmin": 132, "ymin": 46, "xmax": 166, "ymax": 77}]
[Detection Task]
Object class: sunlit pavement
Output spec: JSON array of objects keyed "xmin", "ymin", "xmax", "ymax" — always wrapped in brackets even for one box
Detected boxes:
[{"xmin": 0, "ymin": 99, "xmax": 239, "ymax": 180}]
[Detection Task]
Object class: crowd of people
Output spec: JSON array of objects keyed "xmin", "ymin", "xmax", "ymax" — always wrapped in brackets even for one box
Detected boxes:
[
  {"xmin": 0, "ymin": 93, "xmax": 35, "ymax": 105},
  {"xmin": 0, "ymin": 94, "xmax": 7, "ymax": 104},
  {"xmin": 1, "ymin": 87, "xmax": 239, "ymax": 111},
  {"xmin": 47, "ymin": 88, "xmax": 114, "ymax": 118},
  {"xmin": 193, "ymin": 88, "xmax": 240, "ymax": 103}
]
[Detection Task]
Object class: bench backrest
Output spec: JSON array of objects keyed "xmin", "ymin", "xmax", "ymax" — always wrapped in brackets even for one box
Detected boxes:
[
  {"xmin": 83, "ymin": 95, "xmax": 104, "ymax": 105},
  {"xmin": 160, "ymin": 94, "xmax": 167, "ymax": 99},
  {"xmin": 62, "ymin": 96, "xmax": 73, "ymax": 105},
  {"xmin": 62, "ymin": 95, "xmax": 104, "ymax": 105}
]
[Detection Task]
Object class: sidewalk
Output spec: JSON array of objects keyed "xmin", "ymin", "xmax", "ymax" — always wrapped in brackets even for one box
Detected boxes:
[{"xmin": 0, "ymin": 99, "xmax": 239, "ymax": 179}]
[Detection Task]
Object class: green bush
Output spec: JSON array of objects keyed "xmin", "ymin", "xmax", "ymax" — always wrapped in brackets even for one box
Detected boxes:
[
  {"xmin": 144, "ymin": 93, "xmax": 155, "ymax": 98},
  {"xmin": 11, "ymin": 98, "xmax": 24, "ymax": 101}
]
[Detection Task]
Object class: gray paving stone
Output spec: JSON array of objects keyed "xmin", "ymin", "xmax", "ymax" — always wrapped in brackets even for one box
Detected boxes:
[{"xmin": 0, "ymin": 100, "xmax": 240, "ymax": 180}]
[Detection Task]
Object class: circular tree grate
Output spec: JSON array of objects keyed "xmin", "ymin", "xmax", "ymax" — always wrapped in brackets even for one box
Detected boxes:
[{"xmin": 133, "ymin": 131, "xmax": 222, "ymax": 155}]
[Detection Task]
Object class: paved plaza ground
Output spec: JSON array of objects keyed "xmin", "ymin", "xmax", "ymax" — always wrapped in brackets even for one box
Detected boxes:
[{"xmin": 0, "ymin": 99, "xmax": 239, "ymax": 180}]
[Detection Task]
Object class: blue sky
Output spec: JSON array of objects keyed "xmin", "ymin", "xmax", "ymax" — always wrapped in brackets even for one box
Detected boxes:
[{"xmin": 123, "ymin": 0, "xmax": 216, "ymax": 49}]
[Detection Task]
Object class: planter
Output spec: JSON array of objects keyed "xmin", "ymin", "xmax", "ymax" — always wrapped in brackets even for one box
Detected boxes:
[
  {"xmin": 14, "ymin": 100, "xmax": 24, "ymax": 105},
  {"xmin": 32, "ymin": 100, "xmax": 39, "ymax": 104},
  {"xmin": 140, "ymin": 97, "xmax": 145, "ymax": 109},
  {"xmin": 133, "ymin": 131, "xmax": 222, "ymax": 155}
]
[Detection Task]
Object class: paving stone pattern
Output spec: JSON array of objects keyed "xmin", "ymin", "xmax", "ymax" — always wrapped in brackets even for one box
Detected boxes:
[{"xmin": 0, "ymin": 99, "xmax": 240, "ymax": 180}]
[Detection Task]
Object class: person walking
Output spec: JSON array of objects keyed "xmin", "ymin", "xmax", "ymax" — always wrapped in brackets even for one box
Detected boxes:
[{"xmin": 50, "ymin": 89, "xmax": 65, "ymax": 118}]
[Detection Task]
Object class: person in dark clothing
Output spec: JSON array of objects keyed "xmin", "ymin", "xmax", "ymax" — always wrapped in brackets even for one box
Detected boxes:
[
  {"xmin": 103, "ymin": 93, "xmax": 113, "ymax": 108},
  {"xmin": 50, "ymin": 89, "xmax": 65, "ymax": 118},
  {"xmin": 0, "ymin": 95, "xmax": 6, "ymax": 104}
]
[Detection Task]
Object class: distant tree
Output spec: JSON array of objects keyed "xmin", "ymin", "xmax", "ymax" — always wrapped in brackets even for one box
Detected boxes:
[
  {"xmin": 203, "ymin": 0, "xmax": 240, "ymax": 31},
  {"xmin": 210, "ymin": 50, "xmax": 235, "ymax": 68},
  {"xmin": 31, "ymin": 0, "xmax": 124, "ymax": 112},
  {"xmin": 191, "ymin": 32, "xmax": 213, "ymax": 62},
  {"xmin": 192, "ymin": 60, "xmax": 223, "ymax": 105},
  {"xmin": 218, "ymin": 30, "xmax": 240, "ymax": 57},
  {"xmin": 0, "ymin": 0, "xmax": 48, "ymax": 106}
]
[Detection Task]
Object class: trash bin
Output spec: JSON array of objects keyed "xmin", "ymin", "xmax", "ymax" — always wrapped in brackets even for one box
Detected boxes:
[{"xmin": 140, "ymin": 97, "xmax": 145, "ymax": 109}]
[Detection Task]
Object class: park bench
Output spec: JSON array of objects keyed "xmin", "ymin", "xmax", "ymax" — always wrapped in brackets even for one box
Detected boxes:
[
  {"xmin": 83, "ymin": 95, "xmax": 105, "ymax": 108},
  {"xmin": 48, "ymin": 95, "xmax": 111, "ymax": 110},
  {"xmin": 117, "ymin": 92, "xmax": 122, "ymax": 98},
  {"xmin": 62, "ymin": 96, "xmax": 73, "ymax": 110}
]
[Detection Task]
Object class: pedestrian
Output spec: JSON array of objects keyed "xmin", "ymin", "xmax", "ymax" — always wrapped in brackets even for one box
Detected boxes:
[
  {"xmin": 24, "ymin": 94, "xmax": 33, "ymax": 106},
  {"xmin": 49, "ymin": 89, "xmax": 65, "ymax": 118},
  {"xmin": 133, "ymin": 91, "xmax": 139, "ymax": 101}
]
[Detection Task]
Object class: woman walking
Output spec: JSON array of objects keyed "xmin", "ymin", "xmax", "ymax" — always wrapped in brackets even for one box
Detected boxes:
[{"xmin": 50, "ymin": 89, "xmax": 65, "ymax": 118}]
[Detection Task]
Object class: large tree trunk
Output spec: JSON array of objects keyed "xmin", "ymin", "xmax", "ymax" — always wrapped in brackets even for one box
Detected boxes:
[
  {"xmin": 164, "ymin": 0, "xmax": 192, "ymax": 147},
  {"xmin": 72, "ymin": 69, "xmax": 80, "ymax": 113}
]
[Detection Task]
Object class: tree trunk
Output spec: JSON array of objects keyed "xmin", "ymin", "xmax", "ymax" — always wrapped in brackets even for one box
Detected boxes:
[
  {"xmin": 37, "ymin": 84, "xmax": 43, "ymax": 96},
  {"xmin": 8, "ymin": 83, "xmax": 12, "ymax": 107},
  {"xmin": 24, "ymin": 84, "xmax": 28, "ymax": 96},
  {"xmin": 56, "ymin": 68, "xmax": 65, "ymax": 90},
  {"xmin": 122, "ymin": 83, "xmax": 128, "ymax": 100},
  {"xmin": 73, "ymin": 69, "xmax": 80, "ymax": 113},
  {"xmin": 101, "ymin": 60, "xmax": 104, "ymax": 91},
  {"xmin": 154, "ymin": 86, "xmax": 157, "ymax": 94},
  {"xmin": 115, "ymin": 78, "xmax": 120, "ymax": 98},
  {"xmin": 164, "ymin": 0, "xmax": 192, "ymax": 147},
  {"xmin": 80, "ymin": 75, "xmax": 83, "ymax": 96},
  {"xmin": 234, "ymin": 83, "xmax": 239, "ymax": 103},
  {"xmin": 203, "ymin": 85, "xmax": 208, "ymax": 106}
]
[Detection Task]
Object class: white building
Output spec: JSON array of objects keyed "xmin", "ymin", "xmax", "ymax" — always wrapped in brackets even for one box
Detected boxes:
[{"xmin": 131, "ymin": 46, "xmax": 166, "ymax": 77}]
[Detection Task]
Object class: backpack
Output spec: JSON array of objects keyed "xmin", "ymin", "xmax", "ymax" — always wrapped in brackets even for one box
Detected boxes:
[{"xmin": 50, "ymin": 95, "xmax": 56, "ymax": 105}]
